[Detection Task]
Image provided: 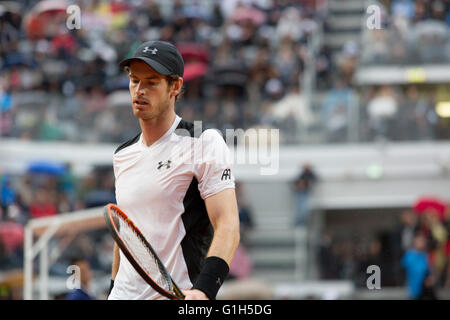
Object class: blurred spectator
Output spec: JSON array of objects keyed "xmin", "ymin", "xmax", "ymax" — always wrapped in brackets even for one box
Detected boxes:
[
  {"xmin": 412, "ymin": 94, "xmax": 438, "ymax": 141},
  {"xmin": 0, "ymin": 175, "xmax": 16, "ymax": 220},
  {"xmin": 395, "ymin": 85, "xmax": 422, "ymax": 140},
  {"xmin": 235, "ymin": 182, "xmax": 253, "ymax": 235},
  {"xmin": 292, "ymin": 163, "xmax": 318, "ymax": 226},
  {"xmin": 361, "ymin": 29, "xmax": 391, "ymax": 65},
  {"xmin": 315, "ymin": 44, "xmax": 332, "ymax": 89},
  {"xmin": 420, "ymin": 271, "xmax": 438, "ymax": 300},
  {"xmin": 318, "ymin": 232, "xmax": 338, "ymax": 279},
  {"xmin": 399, "ymin": 210, "xmax": 419, "ymax": 251},
  {"xmin": 367, "ymin": 85, "xmax": 398, "ymax": 140},
  {"xmin": 402, "ymin": 232, "xmax": 433, "ymax": 299},
  {"xmin": 413, "ymin": 20, "xmax": 448, "ymax": 64},
  {"xmin": 0, "ymin": 269, "xmax": 23, "ymax": 300},
  {"xmin": 0, "ymin": 86, "xmax": 13, "ymax": 137},
  {"xmin": 321, "ymin": 79, "xmax": 358, "ymax": 143},
  {"xmin": 391, "ymin": 0, "xmax": 415, "ymax": 20},
  {"xmin": 443, "ymin": 205, "xmax": 450, "ymax": 287},
  {"xmin": 389, "ymin": 210, "xmax": 418, "ymax": 285},
  {"xmin": 29, "ymin": 188, "xmax": 58, "ymax": 219},
  {"xmin": 65, "ymin": 256, "xmax": 95, "ymax": 300},
  {"xmin": 228, "ymin": 244, "xmax": 253, "ymax": 281},
  {"xmin": 355, "ymin": 239, "xmax": 383, "ymax": 286},
  {"xmin": 276, "ymin": 7, "xmax": 303, "ymax": 42},
  {"xmin": 16, "ymin": 174, "xmax": 33, "ymax": 216},
  {"xmin": 270, "ymin": 84, "xmax": 315, "ymax": 143},
  {"xmin": 336, "ymin": 40, "xmax": 359, "ymax": 85},
  {"xmin": 422, "ymin": 209, "xmax": 448, "ymax": 285},
  {"xmin": 0, "ymin": 213, "xmax": 24, "ymax": 270},
  {"xmin": 97, "ymin": 234, "xmax": 115, "ymax": 274},
  {"xmin": 59, "ymin": 162, "xmax": 77, "ymax": 206}
]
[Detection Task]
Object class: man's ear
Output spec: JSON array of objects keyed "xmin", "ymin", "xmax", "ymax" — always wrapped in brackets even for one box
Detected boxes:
[{"xmin": 171, "ymin": 77, "xmax": 183, "ymax": 98}]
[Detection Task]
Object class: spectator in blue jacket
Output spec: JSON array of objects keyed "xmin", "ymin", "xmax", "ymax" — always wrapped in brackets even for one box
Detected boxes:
[
  {"xmin": 66, "ymin": 256, "xmax": 95, "ymax": 300},
  {"xmin": 402, "ymin": 232, "xmax": 431, "ymax": 299}
]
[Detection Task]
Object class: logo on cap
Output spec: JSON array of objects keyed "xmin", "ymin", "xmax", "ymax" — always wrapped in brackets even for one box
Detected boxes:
[{"xmin": 143, "ymin": 47, "xmax": 158, "ymax": 55}]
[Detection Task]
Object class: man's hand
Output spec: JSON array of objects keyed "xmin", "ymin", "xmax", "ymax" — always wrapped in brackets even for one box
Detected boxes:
[{"xmin": 182, "ymin": 289, "xmax": 209, "ymax": 300}]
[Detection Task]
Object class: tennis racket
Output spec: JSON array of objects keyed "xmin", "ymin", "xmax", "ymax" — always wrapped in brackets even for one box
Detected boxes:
[{"xmin": 104, "ymin": 203, "xmax": 185, "ymax": 300}]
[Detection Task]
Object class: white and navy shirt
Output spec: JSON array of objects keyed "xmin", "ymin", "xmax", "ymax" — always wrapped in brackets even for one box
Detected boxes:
[{"xmin": 108, "ymin": 115, "xmax": 235, "ymax": 300}]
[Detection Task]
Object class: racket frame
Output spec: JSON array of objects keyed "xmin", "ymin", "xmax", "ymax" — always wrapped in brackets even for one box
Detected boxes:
[{"xmin": 104, "ymin": 203, "xmax": 185, "ymax": 300}]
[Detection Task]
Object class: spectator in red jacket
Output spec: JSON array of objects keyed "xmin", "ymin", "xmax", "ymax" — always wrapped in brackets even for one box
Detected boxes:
[{"xmin": 29, "ymin": 188, "xmax": 58, "ymax": 219}]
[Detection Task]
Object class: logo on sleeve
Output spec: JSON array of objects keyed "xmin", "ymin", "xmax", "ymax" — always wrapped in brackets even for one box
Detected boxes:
[
  {"xmin": 157, "ymin": 160, "xmax": 171, "ymax": 170},
  {"xmin": 221, "ymin": 169, "xmax": 231, "ymax": 181}
]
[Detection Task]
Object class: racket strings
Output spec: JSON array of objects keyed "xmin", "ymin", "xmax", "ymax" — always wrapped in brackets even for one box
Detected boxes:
[{"xmin": 112, "ymin": 210, "xmax": 172, "ymax": 291}]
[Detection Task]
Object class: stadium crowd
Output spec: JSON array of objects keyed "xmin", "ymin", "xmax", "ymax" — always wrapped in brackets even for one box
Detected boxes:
[
  {"xmin": 1, "ymin": 0, "xmax": 332, "ymax": 144},
  {"xmin": 362, "ymin": 0, "xmax": 450, "ymax": 65},
  {"xmin": 1, "ymin": 0, "xmax": 448, "ymax": 145}
]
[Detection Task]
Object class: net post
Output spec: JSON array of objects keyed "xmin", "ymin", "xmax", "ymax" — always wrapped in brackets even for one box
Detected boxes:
[
  {"xmin": 23, "ymin": 207, "xmax": 105, "ymax": 299},
  {"xmin": 40, "ymin": 245, "xmax": 49, "ymax": 300},
  {"xmin": 24, "ymin": 225, "xmax": 33, "ymax": 300}
]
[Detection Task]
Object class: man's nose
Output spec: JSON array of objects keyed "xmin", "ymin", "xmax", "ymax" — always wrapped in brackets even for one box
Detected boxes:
[{"xmin": 136, "ymin": 81, "xmax": 146, "ymax": 95}]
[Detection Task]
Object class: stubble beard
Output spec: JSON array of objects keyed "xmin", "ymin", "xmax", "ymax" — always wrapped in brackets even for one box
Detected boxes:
[{"xmin": 135, "ymin": 94, "xmax": 172, "ymax": 123}]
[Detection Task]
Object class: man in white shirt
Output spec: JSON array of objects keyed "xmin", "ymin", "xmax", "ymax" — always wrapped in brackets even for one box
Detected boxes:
[{"xmin": 108, "ymin": 40, "xmax": 240, "ymax": 300}]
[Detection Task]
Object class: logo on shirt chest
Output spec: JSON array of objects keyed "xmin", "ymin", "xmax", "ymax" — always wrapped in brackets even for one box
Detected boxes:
[{"xmin": 157, "ymin": 160, "xmax": 172, "ymax": 170}]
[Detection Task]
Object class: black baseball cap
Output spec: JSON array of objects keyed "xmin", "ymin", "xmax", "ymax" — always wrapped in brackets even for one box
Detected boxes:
[{"xmin": 119, "ymin": 40, "xmax": 184, "ymax": 77}]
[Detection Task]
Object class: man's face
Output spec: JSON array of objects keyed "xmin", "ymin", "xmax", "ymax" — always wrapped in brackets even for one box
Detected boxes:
[{"xmin": 127, "ymin": 60, "xmax": 174, "ymax": 121}]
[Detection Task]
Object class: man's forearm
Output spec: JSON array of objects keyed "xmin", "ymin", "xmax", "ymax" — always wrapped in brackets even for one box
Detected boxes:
[
  {"xmin": 204, "ymin": 188, "xmax": 240, "ymax": 266},
  {"xmin": 206, "ymin": 224, "xmax": 240, "ymax": 266},
  {"xmin": 189, "ymin": 223, "xmax": 239, "ymax": 300}
]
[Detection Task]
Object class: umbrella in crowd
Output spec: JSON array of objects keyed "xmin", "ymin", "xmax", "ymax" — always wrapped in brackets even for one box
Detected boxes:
[
  {"xmin": 211, "ymin": 64, "xmax": 248, "ymax": 87},
  {"xmin": 0, "ymin": 221, "xmax": 24, "ymax": 253},
  {"xmin": 27, "ymin": 161, "xmax": 67, "ymax": 176},
  {"xmin": 231, "ymin": 6, "xmax": 266, "ymax": 26},
  {"xmin": 23, "ymin": 0, "xmax": 69, "ymax": 39},
  {"xmin": 177, "ymin": 43, "xmax": 210, "ymax": 63},
  {"xmin": 183, "ymin": 62, "xmax": 208, "ymax": 82},
  {"xmin": 413, "ymin": 196, "xmax": 448, "ymax": 220}
]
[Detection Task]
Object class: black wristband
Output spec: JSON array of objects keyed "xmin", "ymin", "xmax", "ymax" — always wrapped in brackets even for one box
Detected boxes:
[
  {"xmin": 192, "ymin": 256, "xmax": 229, "ymax": 300},
  {"xmin": 108, "ymin": 279, "xmax": 114, "ymax": 296}
]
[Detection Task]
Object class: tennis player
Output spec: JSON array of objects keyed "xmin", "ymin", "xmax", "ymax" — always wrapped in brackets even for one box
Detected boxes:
[{"xmin": 108, "ymin": 40, "xmax": 240, "ymax": 300}]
